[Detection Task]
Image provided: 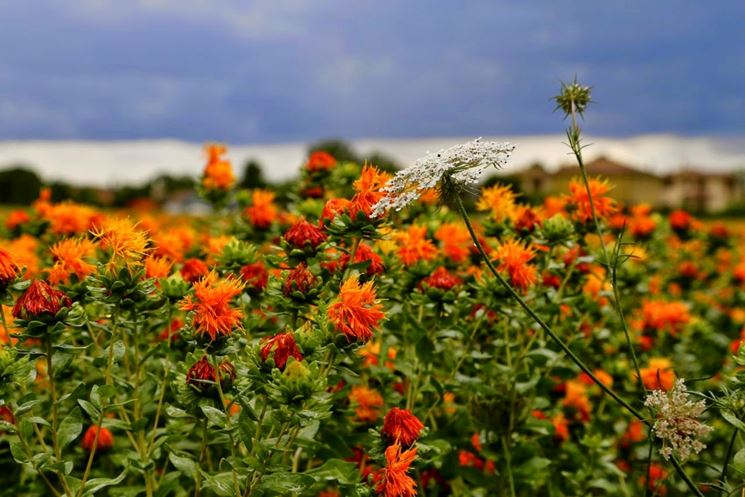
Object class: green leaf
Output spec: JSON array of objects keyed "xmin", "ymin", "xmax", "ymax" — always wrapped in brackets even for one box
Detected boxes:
[
  {"xmin": 200, "ymin": 405, "xmax": 227, "ymax": 427},
  {"xmin": 25, "ymin": 416, "xmax": 51, "ymax": 427},
  {"xmin": 78, "ymin": 399, "xmax": 101, "ymax": 419},
  {"xmin": 258, "ymin": 472, "xmax": 314, "ymax": 494},
  {"xmin": 58, "ymin": 407, "xmax": 83, "ymax": 449},
  {"xmin": 169, "ymin": 452, "xmax": 198, "ymax": 480},
  {"xmin": 82, "ymin": 470, "xmax": 127, "ymax": 496},
  {"xmin": 308, "ymin": 459, "xmax": 358, "ymax": 484},
  {"xmin": 722, "ymin": 410, "xmax": 745, "ymax": 433},
  {"xmin": 733, "ymin": 448, "xmax": 745, "ymax": 475}
]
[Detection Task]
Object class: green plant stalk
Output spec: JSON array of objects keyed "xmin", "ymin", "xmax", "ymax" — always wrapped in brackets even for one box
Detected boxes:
[
  {"xmin": 719, "ymin": 429, "xmax": 738, "ymax": 494},
  {"xmin": 454, "ymin": 194, "xmax": 705, "ymax": 497},
  {"xmin": 14, "ymin": 426, "xmax": 63, "ymax": 497},
  {"xmin": 45, "ymin": 339, "xmax": 74, "ymax": 497},
  {"xmin": 566, "ymin": 108, "xmax": 644, "ymax": 393},
  {"xmin": 213, "ymin": 354, "xmax": 242, "ymax": 496},
  {"xmin": 77, "ymin": 409, "xmax": 105, "ymax": 497}
]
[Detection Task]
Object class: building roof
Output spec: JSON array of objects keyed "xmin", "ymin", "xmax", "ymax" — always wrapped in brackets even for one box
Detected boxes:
[{"xmin": 555, "ymin": 156, "xmax": 656, "ymax": 178}]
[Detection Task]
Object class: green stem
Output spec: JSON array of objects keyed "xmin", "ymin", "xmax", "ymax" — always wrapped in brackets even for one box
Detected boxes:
[{"xmin": 720, "ymin": 429, "xmax": 738, "ymax": 493}]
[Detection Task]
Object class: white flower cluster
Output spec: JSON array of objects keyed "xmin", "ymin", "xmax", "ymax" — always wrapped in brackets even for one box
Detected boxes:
[
  {"xmin": 370, "ymin": 138, "xmax": 516, "ymax": 218},
  {"xmin": 644, "ymin": 379, "xmax": 713, "ymax": 461}
]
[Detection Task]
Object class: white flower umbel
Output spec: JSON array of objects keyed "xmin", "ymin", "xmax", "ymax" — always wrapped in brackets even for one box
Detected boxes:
[
  {"xmin": 371, "ymin": 138, "xmax": 516, "ymax": 218},
  {"xmin": 644, "ymin": 379, "xmax": 713, "ymax": 461}
]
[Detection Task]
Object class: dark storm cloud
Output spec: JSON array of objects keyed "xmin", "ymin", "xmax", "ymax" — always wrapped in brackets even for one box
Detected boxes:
[{"xmin": 0, "ymin": 0, "xmax": 742, "ymax": 141}]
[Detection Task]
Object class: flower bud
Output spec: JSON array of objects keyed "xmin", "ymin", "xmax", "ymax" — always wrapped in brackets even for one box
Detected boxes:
[
  {"xmin": 81, "ymin": 425, "xmax": 115, "ymax": 453},
  {"xmin": 12, "ymin": 280, "xmax": 72, "ymax": 321}
]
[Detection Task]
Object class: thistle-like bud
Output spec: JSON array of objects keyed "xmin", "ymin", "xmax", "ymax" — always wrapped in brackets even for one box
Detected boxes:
[
  {"xmin": 554, "ymin": 78, "xmax": 592, "ymax": 118},
  {"xmin": 12, "ymin": 280, "xmax": 72, "ymax": 322}
]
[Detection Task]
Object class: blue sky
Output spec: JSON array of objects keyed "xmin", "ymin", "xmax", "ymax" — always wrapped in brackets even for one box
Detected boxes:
[{"xmin": 1, "ymin": 1, "xmax": 743, "ymax": 142}]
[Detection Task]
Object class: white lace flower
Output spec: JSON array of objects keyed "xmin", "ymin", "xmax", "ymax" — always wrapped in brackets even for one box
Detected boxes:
[
  {"xmin": 370, "ymin": 138, "xmax": 516, "ymax": 218},
  {"xmin": 644, "ymin": 379, "xmax": 712, "ymax": 461}
]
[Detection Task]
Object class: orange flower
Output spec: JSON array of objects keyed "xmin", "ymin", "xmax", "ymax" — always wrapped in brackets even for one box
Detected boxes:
[
  {"xmin": 284, "ymin": 219, "xmax": 327, "ymax": 250},
  {"xmin": 348, "ymin": 165, "xmax": 391, "ymax": 219},
  {"xmin": 562, "ymin": 380, "xmax": 591, "ymax": 422},
  {"xmin": 305, "ymin": 151, "xmax": 336, "ymax": 172},
  {"xmin": 381, "ymin": 408, "xmax": 424, "ymax": 446},
  {"xmin": 396, "ymin": 225, "xmax": 437, "ymax": 266},
  {"xmin": 47, "ymin": 238, "xmax": 96, "ymax": 285},
  {"xmin": 180, "ymin": 271, "xmax": 244, "ymax": 340},
  {"xmin": 349, "ymin": 385, "xmax": 384, "ymax": 422},
  {"xmin": 552, "ymin": 413, "xmax": 570, "ymax": 442},
  {"xmin": 494, "ymin": 238, "xmax": 537, "ymax": 291},
  {"xmin": 81, "ymin": 425, "xmax": 114, "ymax": 453},
  {"xmin": 421, "ymin": 266, "xmax": 462, "ymax": 291},
  {"xmin": 44, "ymin": 202, "xmax": 99, "ymax": 235},
  {"xmin": 434, "ymin": 223, "xmax": 471, "ymax": 263},
  {"xmin": 202, "ymin": 144, "xmax": 235, "ymax": 191},
  {"xmin": 567, "ymin": 177, "xmax": 616, "ymax": 223},
  {"xmin": 2, "ymin": 234, "xmax": 39, "ymax": 278},
  {"xmin": 5, "ymin": 210, "xmax": 30, "ymax": 231},
  {"xmin": 0, "ymin": 248, "xmax": 19, "ymax": 288},
  {"xmin": 181, "ymin": 258, "xmax": 210, "ymax": 283},
  {"xmin": 92, "ymin": 218, "xmax": 150, "ymax": 270},
  {"xmin": 244, "ymin": 189, "xmax": 278, "ymax": 229},
  {"xmin": 476, "ymin": 184, "xmax": 518, "ymax": 222},
  {"xmin": 260, "ymin": 332, "xmax": 303, "ymax": 371},
  {"xmin": 639, "ymin": 358, "xmax": 676, "ymax": 391},
  {"xmin": 374, "ymin": 443, "xmax": 417, "ymax": 497},
  {"xmin": 145, "ymin": 256, "xmax": 173, "ymax": 280},
  {"xmin": 328, "ymin": 276, "xmax": 385, "ymax": 342},
  {"xmin": 321, "ymin": 198, "xmax": 351, "ymax": 223},
  {"xmin": 640, "ymin": 300, "xmax": 690, "ymax": 335}
]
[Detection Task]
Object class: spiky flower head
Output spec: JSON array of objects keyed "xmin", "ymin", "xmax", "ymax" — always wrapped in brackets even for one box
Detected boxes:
[
  {"xmin": 554, "ymin": 77, "xmax": 592, "ymax": 118},
  {"xmin": 371, "ymin": 139, "xmax": 515, "ymax": 218},
  {"xmin": 644, "ymin": 378, "xmax": 712, "ymax": 461}
]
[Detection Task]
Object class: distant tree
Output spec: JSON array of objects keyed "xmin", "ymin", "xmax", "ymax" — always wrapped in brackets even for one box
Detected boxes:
[
  {"xmin": 364, "ymin": 151, "xmax": 400, "ymax": 173},
  {"xmin": 309, "ymin": 139, "xmax": 360, "ymax": 163},
  {"xmin": 0, "ymin": 166, "xmax": 42, "ymax": 205},
  {"xmin": 49, "ymin": 180, "xmax": 75, "ymax": 203},
  {"xmin": 240, "ymin": 160, "xmax": 267, "ymax": 189}
]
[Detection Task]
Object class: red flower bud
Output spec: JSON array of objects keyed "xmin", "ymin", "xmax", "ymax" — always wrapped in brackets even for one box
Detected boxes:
[
  {"xmin": 260, "ymin": 332, "xmax": 303, "ymax": 371},
  {"xmin": 81, "ymin": 425, "xmax": 114, "ymax": 453},
  {"xmin": 181, "ymin": 258, "xmax": 209, "ymax": 283},
  {"xmin": 12, "ymin": 280, "xmax": 71, "ymax": 321},
  {"xmin": 283, "ymin": 219, "xmax": 327, "ymax": 250},
  {"xmin": 240, "ymin": 262, "xmax": 268, "ymax": 293}
]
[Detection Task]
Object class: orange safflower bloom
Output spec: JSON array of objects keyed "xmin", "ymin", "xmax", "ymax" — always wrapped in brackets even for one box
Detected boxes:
[
  {"xmin": 202, "ymin": 144, "xmax": 235, "ymax": 191},
  {"xmin": 44, "ymin": 202, "xmax": 99, "ymax": 235},
  {"xmin": 48, "ymin": 238, "xmax": 96, "ymax": 285},
  {"xmin": 494, "ymin": 238, "xmax": 537, "ymax": 291},
  {"xmin": 328, "ymin": 276, "xmax": 385, "ymax": 342},
  {"xmin": 284, "ymin": 219, "xmax": 327, "ymax": 249},
  {"xmin": 638, "ymin": 358, "xmax": 676, "ymax": 391},
  {"xmin": 552, "ymin": 413, "xmax": 570, "ymax": 442},
  {"xmin": 81, "ymin": 425, "xmax": 114, "ymax": 453},
  {"xmin": 374, "ymin": 443, "xmax": 417, "ymax": 497},
  {"xmin": 348, "ymin": 165, "xmax": 392, "ymax": 219},
  {"xmin": 2, "ymin": 234, "xmax": 40, "ymax": 278},
  {"xmin": 180, "ymin": 271, "xmax": 244, "ymax": 340},
  {"xmin": 244, "ymin": 189, "xmax": 278, "ymax": 229},
  {"xmin": 320, "ymin": 198, "xmax": 351, "ymax": 223},
  {"xmin": 381, "ymin": 408, "xmax": 424, "ymax": 446},
  {"xmin": 349, "ymin": 385, "xmax": 384, "ymax": 422},
  {"xmin": 5, "ymin": 210, "xmax": 30, "ymax": 231},
  {"xmin": 145, "ymin": 256, "xmax": 173, "ymax": 280},
  {"xmin": 0, "ymin": 248, "xmax": 19, "ymax": 287},
  {"xmin": 92, "ymin": 218, "xmax": 150, "ymax": 270},
  {"xmin": 567, "ymin": 177, "xmax": 616, "ymax": 223},
  {"xmin": 396, "ymin": 225, "xmax": 437, "ymax": 266},
  {"xmin": 421, "ymin": 266, "xmax": 462, "ymax": 291},
  {"xmin": 562, "ymin": 380, "xmax": 591, "ymax": 422},
  {"xmin": 181, "ymin": 258, "xmax": 210, "ymax": 283},
  {"xmin": 305, "ymin": 151, "xmax": 336, "ymax": 172},
  {"xmin": 640, "ymin": 300, "xmax": 690, "ymax": 335},
  {"xmin": 434, "ymin": 223, "xmax": 471, "ymax": 263},
  {"xmin": 476, "ymin": 184, "xmax": 518, "ymax": 222},
  {"xmin": 629, "ymin": 203, "xmax": 656, "ymax": 238}
]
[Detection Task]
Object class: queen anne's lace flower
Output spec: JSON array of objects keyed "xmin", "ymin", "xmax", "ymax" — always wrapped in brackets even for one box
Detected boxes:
[
  {"xmin": 644, "ymin": 379, "xmax": 712, "ymax": 461},
  {"xmin": 371, "ymin": 139, "xmax": 516, "ymax": 218}
]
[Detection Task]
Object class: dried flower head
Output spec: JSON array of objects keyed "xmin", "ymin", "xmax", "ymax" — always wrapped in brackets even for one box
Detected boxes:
[
  {"xmin": 644, "ymin": 378, "xmax": 712, "ymax": 461},
  {"xmin": 371, "ymin": 139, "xmax": 515, "ymax": 217}
]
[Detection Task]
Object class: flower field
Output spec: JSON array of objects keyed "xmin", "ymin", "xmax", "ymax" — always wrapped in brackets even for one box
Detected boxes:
[{"xmin": 2, "ymin": 103, "xmax": 745, "ymax": 495}]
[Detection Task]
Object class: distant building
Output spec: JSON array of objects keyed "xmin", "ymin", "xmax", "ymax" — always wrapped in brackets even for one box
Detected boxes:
[{"xmin": 516, "ymin": 156, "xmax": 743, "ymax": 213}]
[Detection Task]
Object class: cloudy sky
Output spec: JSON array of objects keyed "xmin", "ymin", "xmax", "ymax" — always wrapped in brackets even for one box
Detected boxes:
[{"xmin": 1, "ymin": 1, "xmax": 743, "ymax": 143}]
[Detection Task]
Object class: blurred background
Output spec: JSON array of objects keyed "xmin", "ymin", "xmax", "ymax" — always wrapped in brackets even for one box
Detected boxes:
[{"xmin": 0, "ymin": 1, "xmax": 743, "ymax": 213}]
